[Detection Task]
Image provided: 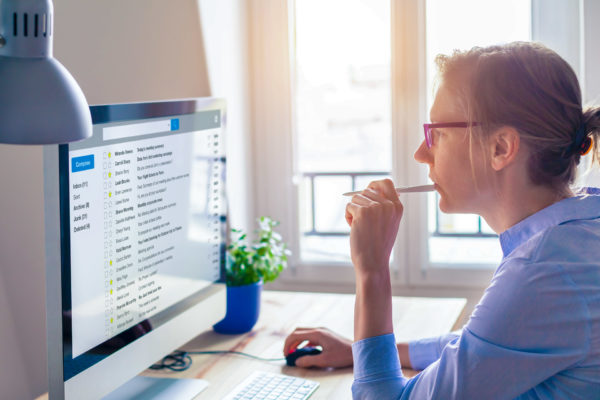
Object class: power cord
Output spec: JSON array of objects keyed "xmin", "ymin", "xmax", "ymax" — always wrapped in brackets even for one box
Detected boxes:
[{"xmin": 149, "ymin": 350, "xmax": 286, "ymax": 372}]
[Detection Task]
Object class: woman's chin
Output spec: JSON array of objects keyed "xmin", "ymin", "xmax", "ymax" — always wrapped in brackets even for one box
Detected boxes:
[
  {"xmin": 436, "ymin": 189, "xmax": 449, "ymax": 212},
  {"xmin": 439, "ymin": 196, "xmax": 474, "ymax": 214},
  {"xmin": 438, "ymin": 195, "xmax": 459, "ymax": 214},
  {"xmin": 438, "ymin": 199, "xmax": 451, "ymax": 213}
]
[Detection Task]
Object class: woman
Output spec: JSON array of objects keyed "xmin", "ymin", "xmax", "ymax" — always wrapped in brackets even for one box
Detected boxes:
[{"xmin": 284, "ymin": 42, "xmax": 600, "ymax": 399}]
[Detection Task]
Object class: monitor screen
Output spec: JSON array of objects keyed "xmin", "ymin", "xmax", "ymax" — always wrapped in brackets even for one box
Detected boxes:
[{"xmin": 44, "ymin": 98, "xmax": 227, "ymax": 399}]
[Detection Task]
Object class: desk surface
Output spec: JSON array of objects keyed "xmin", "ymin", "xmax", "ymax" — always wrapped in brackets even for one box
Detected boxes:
[
  {"xmin": 143, "ymin": 290, "xmax": 466, "ymax": 399},
  {"xmin": 38, "ymin": 290, "xmax": 465, "ymax": 400}
]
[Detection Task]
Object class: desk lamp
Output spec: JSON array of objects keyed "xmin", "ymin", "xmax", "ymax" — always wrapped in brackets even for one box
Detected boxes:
[{"xmin": 0, "ymin": 0, "xmax": 91, "ymax": 144}]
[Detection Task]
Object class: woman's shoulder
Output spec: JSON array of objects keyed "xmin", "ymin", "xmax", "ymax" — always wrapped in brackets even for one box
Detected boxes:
[
  {"xmin": 531, "ymin": 218, "xmax": 600, "ymax": 264},
  {"xmin": 472, "ymin": 226, "xmax": 599, "ymax": 348},
  {"xmin": 505, "ymin": 211, "xmax": 600, "ymax": 266},
  {"xmin": 492, "ymin": 220, "xmax": 600, "ymax": 318}
]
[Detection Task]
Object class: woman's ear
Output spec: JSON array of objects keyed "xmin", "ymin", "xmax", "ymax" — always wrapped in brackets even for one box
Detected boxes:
[{"xmin": 490, "ymin": 126, "xmax": 520, "ymax": 171}]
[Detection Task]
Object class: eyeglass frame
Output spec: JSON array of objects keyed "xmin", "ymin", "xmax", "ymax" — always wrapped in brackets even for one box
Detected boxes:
[{"xmin": 423, "ymin": 122, "xmax": 481, "ymax": 148}]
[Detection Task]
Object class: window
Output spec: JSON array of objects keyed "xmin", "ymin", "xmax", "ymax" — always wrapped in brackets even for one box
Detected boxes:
[
  {"xmin": 250, "ymin": 0, "xmax": 585, "ymax": 289},
  {"xmin": 424, "ymin": 0, "xmax": 531, "ymax": 267},
  {"xmin": 293, "ymin": 0, "xmax": 392, "ymax": 263}
]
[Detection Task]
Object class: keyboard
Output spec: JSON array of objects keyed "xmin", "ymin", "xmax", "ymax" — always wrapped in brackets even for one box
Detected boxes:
[{"xmin": 222, "ymin": 371, "xmax": 319, "ymax": 400}]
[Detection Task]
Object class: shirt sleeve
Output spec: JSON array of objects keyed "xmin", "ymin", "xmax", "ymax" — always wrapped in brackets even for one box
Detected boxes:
[
  {"xmin": 351, "ymin": 333, "xmax": 410, "ymax": 400},
  {"xmin": 408, "ymin": 331, "xmax": 461, "ymax": 370},
  {"xmin": 351, "ymin": 258, "xmax": 591, "ymax": 399}
]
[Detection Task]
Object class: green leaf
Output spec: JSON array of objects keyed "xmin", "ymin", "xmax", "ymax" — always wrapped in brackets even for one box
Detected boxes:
[{"xmin": 224, "ymin": 216, "xmax": 291, "ymax": 286}]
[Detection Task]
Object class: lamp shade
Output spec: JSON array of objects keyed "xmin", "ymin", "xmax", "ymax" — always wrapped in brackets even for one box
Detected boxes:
[{"xmin": 0, "ymin": 0, "xmax": 91, "ymax": 144}]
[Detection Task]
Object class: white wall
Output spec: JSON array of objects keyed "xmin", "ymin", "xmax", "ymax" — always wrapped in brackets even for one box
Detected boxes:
[
  {"xmin": 0, "ymin": 1, "xmax": 252, "ymax": 398},
  {"xmin": 0, "ymin": 273, "xmax": 30, "ymax": 399},
  {"xmin": 0, "ymin": 145, "xmax": 46, "ymax": 400},
  {"xmin": 53, "ymin": 0, "xmax": 210, "ymax": 105},
  {"xmin": 583, "ymin": 0, "xmax": 600, "ymax": 104},
  {"xmin": 198, "ymin": 0, "xmax": 253, "ymax": 232},
  {"xmin": 582, "ymin": 0, "xmax": 600, "ymax": 187}
]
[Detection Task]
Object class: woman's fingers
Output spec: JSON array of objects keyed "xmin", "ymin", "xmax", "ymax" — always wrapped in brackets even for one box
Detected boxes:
[
  {"xmin": 345, "ymin": 202, "xmax": 354, "ymax": 226},
  {"xmin": 346, "ymin": 184, "xmax": 399, "ymax": 226},
  {"xmin": 353, "ymin": 192, "xmax": 378, "ymax": 205},
  {"xmin": 367, "ymin": 179, "xmax": 399, "ymax": 199},
  {"xmin": 346, "ymin": 193, "xmax": 375, "ymax": 226},
  {"xmin": 361, "ymin": 187, "xmax": 389, "ymax": 202},
  {"xmin": 345, "ymin": 179, "xmax": 404, "ymax": 273},
  {"xmin": 283, "ymin": 329, "xmax": 324, "ymax": 355},
  {"xmin": 283, "ymin": 327, "xmax": 354, "ymax": 369},
  {"xmin": 364, "ymin": 180, "xmax": 403, "ymax": 211},
  {"xmin": 294, "ymin": 352, "xmax": 328, "ymax": 368}
]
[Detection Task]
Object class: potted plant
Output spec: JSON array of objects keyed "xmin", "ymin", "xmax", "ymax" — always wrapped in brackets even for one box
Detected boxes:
[{"xmin": 213, "ymin": 216, "xmax": 291, "ymax": 334}]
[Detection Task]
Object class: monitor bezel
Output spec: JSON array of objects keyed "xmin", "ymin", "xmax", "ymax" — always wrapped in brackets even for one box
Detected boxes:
[{"xmin": 44, "ymin": 97, "xmax": 227, "ymax": 399}]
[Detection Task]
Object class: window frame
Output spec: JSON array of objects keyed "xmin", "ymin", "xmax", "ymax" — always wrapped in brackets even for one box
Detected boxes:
[{"xmin": 397, "ymin": 0, "xmax": 498, "ymax": 288}]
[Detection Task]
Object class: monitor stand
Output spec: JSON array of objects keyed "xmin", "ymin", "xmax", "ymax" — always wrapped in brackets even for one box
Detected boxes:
[{"xmin": 102, "ymin": 376, "xmax": 209, "ymax": 400}]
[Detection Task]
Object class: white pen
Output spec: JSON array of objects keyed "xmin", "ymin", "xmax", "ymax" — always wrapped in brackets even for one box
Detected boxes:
[{"xmin": 342, "ymin": 184, "xmax": 435, "ymax": 197}]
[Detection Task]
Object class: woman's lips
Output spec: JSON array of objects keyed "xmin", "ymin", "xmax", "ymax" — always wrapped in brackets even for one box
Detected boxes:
[{"xmin": 429, "ymin": 177, "xmax": 439, "ymax": 191}]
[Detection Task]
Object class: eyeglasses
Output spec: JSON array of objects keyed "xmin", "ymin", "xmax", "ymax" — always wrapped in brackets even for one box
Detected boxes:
[{"xmin": 423, "ymin": 122, "xmax": 481, "ymax": 148}]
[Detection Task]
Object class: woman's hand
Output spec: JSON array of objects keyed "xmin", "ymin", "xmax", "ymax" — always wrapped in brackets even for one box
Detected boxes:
[
  {"xmin": 283, "ymin": 327, "xmax": 353, "ymax": 368},
  {"xmin": 345, "ymin": 179, "xmax": 404, "ymax": 276},
  {"xmin": 346, "ymin": 179, "xmax": 403, "ymax": 340}
]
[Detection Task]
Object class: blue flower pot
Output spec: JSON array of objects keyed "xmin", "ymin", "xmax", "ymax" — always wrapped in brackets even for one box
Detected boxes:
[{"xmin": 213, "ymin": 281, "xmax": 262, "ymax": 334}]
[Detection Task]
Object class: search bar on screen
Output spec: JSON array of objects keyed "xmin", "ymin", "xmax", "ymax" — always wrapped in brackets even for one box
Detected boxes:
[{"xmin": 103, "ymin": 119, "xmax": 179, "ymax": 141}]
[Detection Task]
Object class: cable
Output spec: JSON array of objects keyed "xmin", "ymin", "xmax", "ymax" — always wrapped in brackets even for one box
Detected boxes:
[
  {"xmin": 187, "ymin": 350, "xmax": 286, "ymax": 362},
  {"xmin": 149, "ymin": 350, "xmax": 286, "ymax": 372},
  {"xmin": 149, "ymin": 351, "xmax": 193, "ymax": 372}
]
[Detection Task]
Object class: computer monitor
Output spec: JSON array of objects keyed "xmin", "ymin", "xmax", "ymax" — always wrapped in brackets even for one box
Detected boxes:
[{"xmin": 43, "ymin": 98, "xmax": 227, "ymax": 399}]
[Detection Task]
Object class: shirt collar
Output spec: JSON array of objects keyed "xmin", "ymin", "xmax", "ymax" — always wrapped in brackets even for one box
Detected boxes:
[{"xmin": 499, "ymin": 187, "xmax": 600, "ymax": 258}]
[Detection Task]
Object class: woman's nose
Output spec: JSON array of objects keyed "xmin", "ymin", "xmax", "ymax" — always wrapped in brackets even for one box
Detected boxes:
[{"xmin": 414, "ymin": 140, "xmax": 431, "ymax": 164}]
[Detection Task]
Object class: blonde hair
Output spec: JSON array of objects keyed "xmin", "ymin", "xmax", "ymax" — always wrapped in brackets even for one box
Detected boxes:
[{"xmin": 435, "ymin": 42, "xmax": 599, "ymax": 193}]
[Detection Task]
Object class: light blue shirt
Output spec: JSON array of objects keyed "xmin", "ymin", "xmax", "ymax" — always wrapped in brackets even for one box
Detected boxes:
[{"xmin": 352, "ymin": 188, "xmax": 600, "ymax": 399}]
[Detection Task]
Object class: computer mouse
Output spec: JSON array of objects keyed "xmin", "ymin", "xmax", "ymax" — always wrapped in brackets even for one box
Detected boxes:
[{"xmin": 285, "ymin": 346, "xmax": 323, "ymax": 367}]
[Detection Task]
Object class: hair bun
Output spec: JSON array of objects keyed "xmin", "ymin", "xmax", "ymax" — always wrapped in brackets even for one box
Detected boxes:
[{"xmin": 562, "ymin": 124, "xmax": 588, "ymax": 158}]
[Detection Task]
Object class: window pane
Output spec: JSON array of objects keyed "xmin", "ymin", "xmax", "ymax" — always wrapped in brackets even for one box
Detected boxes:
[
  {"xmin": 354, "ymin": 175, "xmax": 392, "ymax": 191},
  {"xmin": 425, "ymin": 0, "xmax": 531, "ymax": 266},
  {"xmin": 429, "ymin": 237, "xmax": 503, "ymax": 265},
  {"xmin": 313, "ymin": 176, "xmax": 351, "ymax": 233},
  {"xmin": 426, "ymin": 0, "xmax": 532, "ymax": 106},
  {"xmin": 481, "ymin": 218, "xmax": 495, "ymax": 235},
  {"xmin": 438, "ymin": 213, "xmax": 480, "ymax": 235},
  {"xmin": 302, "ymin": 236, "xmax": 351, "ymax": 263},
  {"xmin": 294, "ymin": 0, "xmax": 391, "ymax": 261}
]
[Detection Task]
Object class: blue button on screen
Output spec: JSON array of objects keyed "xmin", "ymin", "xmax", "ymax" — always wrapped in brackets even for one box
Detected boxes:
[
  {"xmin": 72, "ymin": 155, "xmax": 95, "ymax": 173},
  {"xmin": 171, "ymin": 119, "xmax": 180, "ymax": 131}
]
